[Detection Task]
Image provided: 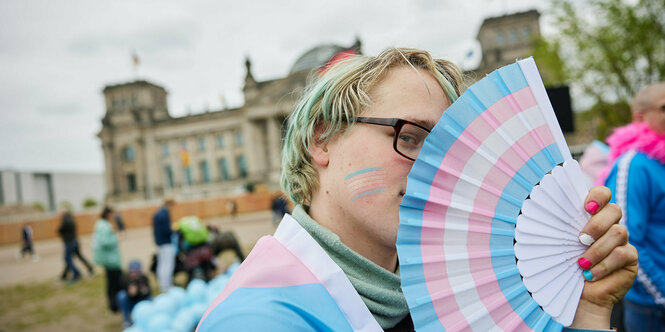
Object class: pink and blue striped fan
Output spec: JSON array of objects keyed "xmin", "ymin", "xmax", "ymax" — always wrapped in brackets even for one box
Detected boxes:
[{"xmin": 398, "ymin": 58, "xmax": 591, "ymax": 331}]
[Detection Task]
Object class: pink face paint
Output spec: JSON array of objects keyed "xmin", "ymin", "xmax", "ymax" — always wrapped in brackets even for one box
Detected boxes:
[{"xmin": 344, "ymin": 167, "xmax": 386, "ymax": 201}]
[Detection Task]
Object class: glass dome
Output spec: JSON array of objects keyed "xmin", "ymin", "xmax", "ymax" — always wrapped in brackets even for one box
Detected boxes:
[{"xmin": 289, "ymin": 44, "xmax": 347, "ymax": 74}]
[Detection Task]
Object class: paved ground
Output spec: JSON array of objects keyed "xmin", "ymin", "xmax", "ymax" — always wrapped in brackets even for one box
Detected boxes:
[{"xmin": 1, "ymin": 210, "xmax": 276, "ymax": 288}]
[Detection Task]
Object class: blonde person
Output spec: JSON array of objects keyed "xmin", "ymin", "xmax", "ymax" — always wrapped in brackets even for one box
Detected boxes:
[
  {"xmin": 196, "ymin": 48, "xmax": 638, "ymax": 331},
  {"xmin": 93, "ymin": 206, "xmax": 123, "ymax": 312}
]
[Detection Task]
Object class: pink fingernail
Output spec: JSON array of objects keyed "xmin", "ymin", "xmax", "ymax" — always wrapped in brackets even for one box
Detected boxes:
[
  {"xmin": 578, "ymin": 257, "xmax": 592, "ymax": 270},
  {"xmin": 585, "ymin": 201, "xmax": 599, "ymax": 214}
]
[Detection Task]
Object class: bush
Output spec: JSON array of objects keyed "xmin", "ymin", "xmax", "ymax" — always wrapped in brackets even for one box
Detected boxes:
[
  {"xmin": 82, "ymin": 198, "xmax": 98, "ymax": 209},
  {"xmin": 59, "ymin": 201, "xmax": 73, "ymax": 211},
  {"xmin": 31, "ymin": 202, "xmax": 45, "ymax": 212}
]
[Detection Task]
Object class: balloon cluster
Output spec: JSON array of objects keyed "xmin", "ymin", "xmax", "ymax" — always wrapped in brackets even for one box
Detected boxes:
[{"xmin": 123, "ymin": 262, "xmax": 239, "ymax": 332}]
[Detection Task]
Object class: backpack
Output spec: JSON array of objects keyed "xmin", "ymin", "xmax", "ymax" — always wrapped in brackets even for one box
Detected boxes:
[{"xmin": 178, "ymin": 216, "xmax": 209, "ymax": 246}]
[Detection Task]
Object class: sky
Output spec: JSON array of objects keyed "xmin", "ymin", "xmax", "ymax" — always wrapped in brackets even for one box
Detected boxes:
[{"xmin": 0, "ymin": 0, "xmax": 552, "ymax": 173}]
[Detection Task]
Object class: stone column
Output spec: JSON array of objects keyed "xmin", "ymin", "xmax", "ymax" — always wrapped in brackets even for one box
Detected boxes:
[
  {"xmin": 266, "ymin": 117, "xmax": 282, "ymax": 185},
  {"xmin": 205, "ymin": 134, "xmax": 215, "ymax": 187},
  {"xmin": 242, "ymin": 120, "xmax": 267, "ymax": 178},
  {"xmin": 111, "ymin": 144, "xmax": 123, "ymax": 196},
  {"xmin": 143, "ymin": 132, "xmax": 156, "ymax": 200},
  {"xmin": 102, "ymin": 142, "xmax": 115, "ymax": 199},
  {"xmin": 226, "ymin": 131, "xmax": 236, "ymax": 179}
]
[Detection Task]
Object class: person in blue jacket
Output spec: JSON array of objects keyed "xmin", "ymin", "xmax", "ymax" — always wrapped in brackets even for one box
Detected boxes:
[
  {"xmin": 153, "ymin": 197, "xmax": 176, "ymax": 292},
  {"xmin": 603, "ymin": 82, "xmax": 665, "ymax": 332}
]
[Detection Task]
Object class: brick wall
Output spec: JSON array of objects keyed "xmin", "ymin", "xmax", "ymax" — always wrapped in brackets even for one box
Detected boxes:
[{"xmin": 0, "ymin": 192, "xmax": 276, "ymax": 246}]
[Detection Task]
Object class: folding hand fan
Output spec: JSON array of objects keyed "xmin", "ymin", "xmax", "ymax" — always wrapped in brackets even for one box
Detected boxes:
[{"xmin": 397, "ymin": 57, "xmax": 591, "ymax": 332}]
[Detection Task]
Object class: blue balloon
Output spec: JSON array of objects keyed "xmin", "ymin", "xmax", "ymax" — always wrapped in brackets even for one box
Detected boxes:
[
  {"xmin": 153, "ymin": 293, "xmax": 177, "ymax": 315},
  {"xmin": 131, "ymin": 300, "xmax": 156, "ymax": 329},
  {"xmin": 208, "ymin": 274, "xmax": 229, "ymax": 293},
  {"xmin": 226, "ymin": 262, "xmax": 240, "ymax": 275},
  {"xmin": 187, "ymin": 278, "xmax": 207, "ymax": 291},
  {"xmin": 205, "ymin": 287, "xmax": 220, "ymax": 306},
  {"xmin": 187, "ymin": 302, "xmax": 209, "ymax": 323},
  {"xmin": 186, "ymin": 279, "xmax": 208, "ymax": 306},
  {"xmin": 167, "ymin": 287, "xmax": 187, "ymax": 310},
  {"xmin": 211, "ymin": 273, "xmax": 230, "ymax": 284},
  {"xmin": 147, "ymin": 313, "xmax": 171, "ymax": 332},
  {"xmin": 170, "ymin": 310, "xmax": 195, "ymax": 332},
  {"xmin": 122, "ymin": 326, "xmax": 144, "ymax": 332}
]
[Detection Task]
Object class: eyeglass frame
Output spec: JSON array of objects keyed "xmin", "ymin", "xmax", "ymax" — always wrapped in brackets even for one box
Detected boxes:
[{"xmin": 346, "ymin": 117, "xmax": 431, "ymax": 161}]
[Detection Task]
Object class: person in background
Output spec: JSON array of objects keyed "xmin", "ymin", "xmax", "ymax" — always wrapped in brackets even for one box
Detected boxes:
[
  {"xmin": 270, "ymin": 194, "xmax": 289, "ymax": 227},
  {"xmin": 18, "ymin": 221, "xmax": 38, "ymax": 261},
  {"xmin": 153, "ymin": 197, "xmax": 176, "ymax": 292},
  {"xmin": 227, "ymin": 200, "xmax": 237, "ymax": 219},
  {"xmin": 603, "ymin": 82, "xmax": 665, "ymax": 332},
  {"xmin": 116, "ymin": 260, "xmax": 151, "ymax": 328},
  {"xmin": 178, "ymin": 216, "xmax": 215, "ymax": 282},
  {"xmin": 208, "ymin": 226, "xmax": 245, "ymax": 263},
  {"xmin": 196, "ymin": 48, "xmax": 638, "ymax": 331},
  {"xmin": 58, "ymin": 208, "xmax": 94, "ymax": 281},
  {"xmin": 58, "ymin": 208, "xmax": 93, "ymax": 283},
  {"xmin": 93, "ymin": 206, "xmax": 123, "ymax": 312},
  {"xmin": 578, "ymin": 140, "xmax": 610, "ymax": 187},
  {"xmin": 114, "ymin": 212, "xmax": 127, "ymax": 239}
]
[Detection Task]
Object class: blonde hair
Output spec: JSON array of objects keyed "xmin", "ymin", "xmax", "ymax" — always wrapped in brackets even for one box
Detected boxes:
[{"xmin": 280, "ymin": 47, "xmax": 465, "ymax": 205}]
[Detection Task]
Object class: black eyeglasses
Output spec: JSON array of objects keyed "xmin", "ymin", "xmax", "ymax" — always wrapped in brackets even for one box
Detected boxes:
[{"xmin": 349, "ymin": 117, "xmax": 431, "ymax": 161}]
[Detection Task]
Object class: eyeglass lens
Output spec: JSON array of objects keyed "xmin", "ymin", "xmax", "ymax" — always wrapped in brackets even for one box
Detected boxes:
[{"xmin": 396, "ymin": 123, "xmax": 429, "ymax": 160}]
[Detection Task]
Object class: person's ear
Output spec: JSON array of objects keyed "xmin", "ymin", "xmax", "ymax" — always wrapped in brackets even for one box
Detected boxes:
[
  {"xmin": 633, "ymin": 111, "xmax": 644, "ymax": 122},
  {"xmin": 309, "ymin": 125, "xmax": 330, "ymax": 167}
]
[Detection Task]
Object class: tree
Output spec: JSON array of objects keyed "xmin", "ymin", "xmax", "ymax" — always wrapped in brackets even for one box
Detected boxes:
[
  {"xmin": 532, "ymin": 38, "xmax": 568, "ymax": 87},
  {"xmin": 536, "ymin": 0, "xmax": 665, "ymax": 139}
]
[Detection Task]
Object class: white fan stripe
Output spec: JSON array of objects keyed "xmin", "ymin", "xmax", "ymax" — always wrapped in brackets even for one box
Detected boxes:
[
  {"xmin": 517, "ymin": 58, "xmax": 572, "ymax": 162},
  {"xmin": 461, "ymin": 105, "xmax": 547, "ymax": 196},
  {"xmin": 480, "ymin": 108, "xmax": 544, "ymax": 175}
]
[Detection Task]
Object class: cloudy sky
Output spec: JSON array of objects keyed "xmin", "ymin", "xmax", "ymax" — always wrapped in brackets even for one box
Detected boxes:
[{"xmin": 0, "ymin": 0, "xmax": 551, "ymax": 173}]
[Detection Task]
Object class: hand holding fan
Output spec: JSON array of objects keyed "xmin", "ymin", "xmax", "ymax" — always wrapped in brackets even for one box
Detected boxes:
[{"xmin": 397, "ymin": 58, "xmax": 591, "ymax": 331}]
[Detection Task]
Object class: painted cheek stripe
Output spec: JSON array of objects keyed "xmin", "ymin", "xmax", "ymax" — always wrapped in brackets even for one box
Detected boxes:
[
  {"xmin": 347, "ymin": 176, "xmax": 385, "ymax": 191},
  {"xmin": 344, "ymin": 167, "xmax": 387, "ymax": 201},
  {"xmin": 352, "ymin": 189, "xmax": 386, "ymax": 201},
  {"xmin": 344, "ymin": 167, "xmax": 382, "ymax": 180},
  {"xmin": 349, "ymin": 181, "xmax": 386, "ymax": 197}
]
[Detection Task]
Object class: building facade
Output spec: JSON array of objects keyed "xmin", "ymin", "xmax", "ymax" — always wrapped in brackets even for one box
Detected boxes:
[
  {"xmin": 99, "ymin": 41, "xmax": 361, "ymax": 203},
  {"xmin": 472, "ymin": 10, "xmax": 541, "ymax": 78}
]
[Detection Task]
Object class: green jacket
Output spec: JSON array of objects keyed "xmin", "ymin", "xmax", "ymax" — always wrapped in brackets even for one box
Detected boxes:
[{"xmin": 92, "ymin": 218, "xmax": 121, "ymax": 269}]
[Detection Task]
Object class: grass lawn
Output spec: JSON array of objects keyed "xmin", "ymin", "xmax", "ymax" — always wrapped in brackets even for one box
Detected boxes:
[
  {"xmin": 0, "ymin": 274, "xmax": 124, "ymax": 332},
  {"xmin": 0, "ymin": 246, "xmax": 251, "ymax": 332}
]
